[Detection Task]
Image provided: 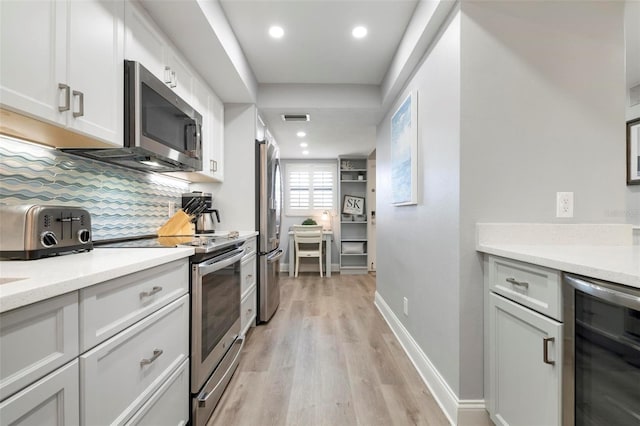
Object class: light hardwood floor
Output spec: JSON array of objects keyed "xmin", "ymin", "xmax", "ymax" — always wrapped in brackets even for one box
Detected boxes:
[{"xmin": 208, "ymin": 273, "xmax": 449, "ymax": 426}]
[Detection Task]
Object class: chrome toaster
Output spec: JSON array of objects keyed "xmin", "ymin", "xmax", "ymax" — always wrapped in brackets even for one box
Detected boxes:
[{"xmin": 0, "ymin": 205, "xmax": 93, "ymax": 260}]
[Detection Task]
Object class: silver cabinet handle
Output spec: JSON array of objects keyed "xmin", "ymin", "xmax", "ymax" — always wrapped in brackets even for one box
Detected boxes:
[
  {"xmin": 140, "ymin": 349, "xmax": 163, "ymax": 367},
  {"xmin": 543, "ymin": 337, "xmax": 555, "ymax": 365},
  {"xmin": 170, "ymin": 70, "xmax": 177, "ymax": 88},
  {"xmin": 246, "ymin": 274, "xmax": 253, "ymax": 280},
  {"xmin": 506, "ymin": 277, "xmax": 529, "ymax": 289},
  {"xmin": 164, "ymin": 66, "xmax": 172, "ymax": 85},
  {"xmin": 212, "ymin": 160, "xmax": 218, "ymax": 172},
  {"xmin": 72, "ymin": 90, "xmax": 84, "ymax": 117},
  {"xmin": 58, "ymin": 83, "xmax": 70, "ymax": 111},
  {"xmin": 140, "ymin": 286, "xmax": 163, "ymax": 299}
]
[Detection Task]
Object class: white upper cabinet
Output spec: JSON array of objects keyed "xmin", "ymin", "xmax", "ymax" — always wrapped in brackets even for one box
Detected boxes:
[
  {"xmin": 0, "ymin": 0, "xmax": 124, "ymax": 147},
  {"xmin": 208, "ymin": 92, "xmax": 225, "ymax": 181},
  {"xmin": 124, "ymin": 1, "xmax": 193, "ymax": 105},
  {"xmin": 0, "ymin": 1, "xmax": 63, "ymax": 125},
  {"xmin": 125, "ymin": 0, "xmax": 225, "ymax": 182},
  {"xmin": 66, "ymin": 0, "xmax": 124, "ymax": 145},
  {"xmin": 123, "ymin": 0, "xmax": 165, "ymax": 81}
]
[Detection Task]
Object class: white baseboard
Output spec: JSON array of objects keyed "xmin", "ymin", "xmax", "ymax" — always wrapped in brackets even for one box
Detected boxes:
[{"xmin": 374, "ymin": 292, "xmax": 490, "ymax": 426}]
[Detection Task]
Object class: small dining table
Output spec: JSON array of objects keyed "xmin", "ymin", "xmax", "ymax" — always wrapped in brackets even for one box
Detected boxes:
[{"xmin": 287, "ymin": 230, "xmax": 334, "ymax": 277}]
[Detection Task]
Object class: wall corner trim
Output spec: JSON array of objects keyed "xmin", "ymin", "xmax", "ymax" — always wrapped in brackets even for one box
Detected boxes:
[{"xmin": 374, "ymin": 291, "xmax": 490, "ymax": 426}]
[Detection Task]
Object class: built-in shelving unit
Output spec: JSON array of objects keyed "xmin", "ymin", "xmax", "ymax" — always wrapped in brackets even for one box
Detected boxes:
[{"xmin": 338, "ymin": 156, "xmax": 368, "ymax": 275}]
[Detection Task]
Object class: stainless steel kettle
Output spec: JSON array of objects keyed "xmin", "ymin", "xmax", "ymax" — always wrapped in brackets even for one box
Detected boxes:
[
  {"xmin": 181, "ymin": 192, "xmax": 221, "ymax": 234},
  {"xmin": 196, "ymin": 208, "xmax": 220, "ymax": 234}
]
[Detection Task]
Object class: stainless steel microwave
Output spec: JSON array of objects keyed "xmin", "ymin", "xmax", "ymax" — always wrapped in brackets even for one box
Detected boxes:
[{"xmin": 66, "ymin": 60, "xmax": 203, "ymax": 172}]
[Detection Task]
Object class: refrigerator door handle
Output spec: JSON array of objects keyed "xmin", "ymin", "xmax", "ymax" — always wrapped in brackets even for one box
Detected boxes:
[{"xmin": 267, "ymin": 249, "xmax": 284, "ymax": 262}]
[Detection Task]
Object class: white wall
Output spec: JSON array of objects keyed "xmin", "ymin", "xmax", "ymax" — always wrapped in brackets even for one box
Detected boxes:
[
  {"xmin": 625, "ymin": 1, "xmax": 640, "ymax": 225},
  {"xmin": 195, "ymin": 103, "xmax": 257, "ymax": 231},
  {"xmin": 376, "ymin": 0, "xmax": 628, "ymax": 415},
  {"xmin": 458, "ymin": 0, "xmax": 627, "ymax": 398},
  {"xmin": 377, "ymin": 9, "xmax": 462, "ymax": 397}
]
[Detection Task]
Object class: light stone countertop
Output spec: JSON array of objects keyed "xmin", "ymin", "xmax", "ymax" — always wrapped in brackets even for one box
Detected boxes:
[
  {"xmin": 0, "ymin": 231, "xmax": 260, "ymax": 313},
  {"xmin": 476, "ymin": 223, "xmax": 640, "ymax": 289},
  {"xmin": 477, "ymin": 243, "xmax": 640, "ymax": 289},
  {"xmin": 0, "ymin": 247, "xmax": 195, "ymax": 313}
]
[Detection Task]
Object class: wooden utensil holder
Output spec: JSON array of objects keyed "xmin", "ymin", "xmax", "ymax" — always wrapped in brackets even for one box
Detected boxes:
[{"xmin": 157, "ymin": 210, "xmax": 194, "ymax": 236}]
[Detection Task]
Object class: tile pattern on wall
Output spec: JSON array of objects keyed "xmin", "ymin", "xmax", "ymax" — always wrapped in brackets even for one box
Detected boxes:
[{"xmin": 0, "ymin": 136, "xmax": 189, "ymax": 240}]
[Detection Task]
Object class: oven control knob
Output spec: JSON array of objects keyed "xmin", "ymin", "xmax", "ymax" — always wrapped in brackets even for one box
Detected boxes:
[
  {"xmin": 41, "ymin": 231, "xmax": 58, "ymax": 248},
  {"xmin": 78, "ymin": 229, "xmax": 91, "ymax": 244}
]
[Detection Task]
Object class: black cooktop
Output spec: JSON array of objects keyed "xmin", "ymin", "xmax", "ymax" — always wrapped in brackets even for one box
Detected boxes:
[{"xmin": 93, "ymin": 234, "xmax": 242, "ymax": 254}]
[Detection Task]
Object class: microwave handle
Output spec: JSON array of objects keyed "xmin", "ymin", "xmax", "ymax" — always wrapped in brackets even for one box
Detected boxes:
[{"xmin": 185, "ymin": 123, "xmax": 202, "ymax": 158}]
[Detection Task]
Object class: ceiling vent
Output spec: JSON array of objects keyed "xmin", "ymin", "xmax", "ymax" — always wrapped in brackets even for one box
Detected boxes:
[{"xmin": 281, "ymin": 113, "xmax": 310, "ymax": 122}]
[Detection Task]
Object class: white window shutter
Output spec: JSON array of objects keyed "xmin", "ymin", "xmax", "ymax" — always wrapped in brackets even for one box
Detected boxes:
[{"xmin": 285, "ymin": 163, "xmax": 336, "ymax": 215}]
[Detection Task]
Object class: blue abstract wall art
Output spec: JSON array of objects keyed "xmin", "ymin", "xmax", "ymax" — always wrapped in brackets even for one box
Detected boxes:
[{"xmin": 391, "ymin": 91, "xmax": 418, "ymax": 205}]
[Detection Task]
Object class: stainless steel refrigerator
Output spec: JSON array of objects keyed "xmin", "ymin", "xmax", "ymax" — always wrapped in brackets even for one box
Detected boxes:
[{"xmin": 256, "ymin": 138, "xmax": 283, "ymax": 323}]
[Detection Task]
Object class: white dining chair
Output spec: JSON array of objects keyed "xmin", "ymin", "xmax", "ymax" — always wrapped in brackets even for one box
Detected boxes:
[{"xmin": 292, "ymin": 225, "xmax": 323, "ymax": 277}]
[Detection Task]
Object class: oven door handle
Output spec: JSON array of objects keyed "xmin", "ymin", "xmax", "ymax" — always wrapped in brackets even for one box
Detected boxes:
[
  {"xmin": 267, "ymin": 249, "xmax": 284, "ymax": 263},
  {"xmin": 565, "ymin": 275, "xmax": 640, "ymax": 311},
  {"xmin": 198, "ymin": 248, "xmax": 245, "ymax": 275}
]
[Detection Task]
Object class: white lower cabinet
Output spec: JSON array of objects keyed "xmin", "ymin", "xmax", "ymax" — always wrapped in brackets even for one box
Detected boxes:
[
  {"xmin": 0, "ymin": 260, "xmax": 191, "ymax": 426},
  {"xmin": 0, "ymin": 360, "xmax": 79, "ymax": 426},
  {"xmin": 79, "ymin": 259, "xmax": 188, "ymax": 351},
  {"xmin": 0, "ymin": 293, "xmax": 78, "ymax": 401},
  {"xmin": 80, "ymin": 294, "xmax": 189, "ymax": 425},
  {"xmin": 240, "ymin": 248, "xmax": 257, "ymax": 336},
  {"xmin": 488, "ymin": 292, "xmax": 562, "ymax": 426},
  {"xmin": 125, "ymin": 359, "xmax": 189, "ymax": 426},
  {"xmin": 241, "ymin": 285, "xmax": 257, "ymax": 337}
]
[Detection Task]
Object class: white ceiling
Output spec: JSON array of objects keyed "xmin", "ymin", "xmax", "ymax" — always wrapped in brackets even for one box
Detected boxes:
[
  {"xmin": 141, "ymin": 0, "xmax": 450, "ymax": 159},
  {"xmin": 219, "ymin": 0, "xmax": 419, "ymax": 158},
  {"xmin": 220, "ymin": 0, "xmax": 418, "ymax": 85}
]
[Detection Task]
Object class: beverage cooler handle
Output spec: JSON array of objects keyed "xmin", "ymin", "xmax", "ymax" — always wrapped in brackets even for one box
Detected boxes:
[
  {"xmin": 267, "ymin": 249, "xmax": 284, "ymax": 263},
  {"xmin": 564, "ymin": 275, "xmax": 640, "ymax": 311}
]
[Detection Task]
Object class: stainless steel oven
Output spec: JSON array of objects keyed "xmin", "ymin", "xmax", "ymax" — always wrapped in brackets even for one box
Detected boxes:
[
  {"xmin": 563, "ymin": 274, "xmax": 640, "ymax": 426},
  {"xmin": 191, "ymin": 243, "xmax": 245, "ymax": 426}
]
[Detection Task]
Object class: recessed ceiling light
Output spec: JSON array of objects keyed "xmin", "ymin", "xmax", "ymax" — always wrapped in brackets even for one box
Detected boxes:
[
  {"xmin": 352, "ymin": 26, "xmax": 367, "ymax": 39},
  {"xmin": 296, "ymin": 131, "xmax": 306, "ymax": 137},
  {"xmin": 300, "ymin": 142, "xmax": 308, "ymax": 148},
  {"xmin": 269, "ymin": 26, "xmax": 284, "ymax": 39},
  {"xmin": 302, "ymin": 150, "xmax": 309, "ymax": 155}
]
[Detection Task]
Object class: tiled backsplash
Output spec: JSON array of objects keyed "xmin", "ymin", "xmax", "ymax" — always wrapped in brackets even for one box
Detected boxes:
[{"xmin": 0, "ymin": 136, "xmax": 188, "ymax": 240}]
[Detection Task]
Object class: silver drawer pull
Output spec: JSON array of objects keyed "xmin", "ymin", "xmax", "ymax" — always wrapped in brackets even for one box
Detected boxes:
[
  {"xmin": 140, "ymin": 349, "xmax": 163, "ymax": 367},
  {"xmin": 543, "ymin": 338, "xmax": 555, "ymax": 365},
  {"xmin": 140, "ymin": 286, "xmax": 163, "ymax": 299},
  {"xmin": 506, "ymin": 277, "xmax": 529, "ymax": 289}
]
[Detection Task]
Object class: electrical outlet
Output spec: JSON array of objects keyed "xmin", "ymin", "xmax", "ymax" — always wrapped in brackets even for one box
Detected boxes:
[
  {"xmin": 403, "ymin": 297, "xmax": 409, "ymax": 316},
  {"xmin": 556, "ymin": 192, "xmax": 573, "ymax": 218},
  {"xmin": 168, "ymin": 201, "xmax": 175, "ymax": 217}
]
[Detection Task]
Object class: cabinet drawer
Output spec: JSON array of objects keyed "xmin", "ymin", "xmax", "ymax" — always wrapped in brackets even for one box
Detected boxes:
[
  {"xmin": 242, "ymin": 237, "xmax": 257, "ymax": 259},
  {"xmin": 0, "ymin": 293, "xmax": 78, "ymax": 400},
  {"xmin": 79, "ymin": 259, "xmax": 188, "ymax": 351},
  {"xmin": 241, "ymin": 255, "xmax": 257, "ymax": 298},
  {"xmin": 488, "ymin": 256, "xmax": 562, "ymax": 320},
  {"xmin": 124, "ymin": 359, "xmax": 189, "ymax": 426},
  {"xmin": 80, "ymin": 294, "xmax": 189, "ymax": 425},
  {"xmin": 0, "ymin": 360, "xmax": 79, "ymax": 426},
  {"xmin": 241, "ymin": 285, "xmax": 257, "ymax": 336}
]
